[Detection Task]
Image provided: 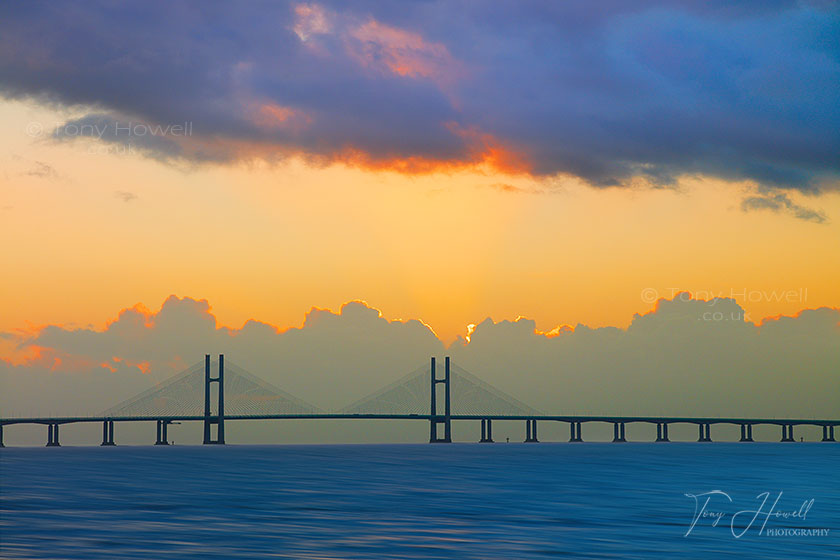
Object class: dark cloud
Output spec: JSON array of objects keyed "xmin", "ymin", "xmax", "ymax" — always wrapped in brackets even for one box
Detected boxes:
[
  {"xmin": 1, "ymin": 1, "xmax": 838, "ymax": 190},
  {"xmin": 741, "ymin": 189, "xmax": 829, "ymax": 223},
  {"xmin": 51, "ymin": 113, "xmax": 186, "ymax": 161}
]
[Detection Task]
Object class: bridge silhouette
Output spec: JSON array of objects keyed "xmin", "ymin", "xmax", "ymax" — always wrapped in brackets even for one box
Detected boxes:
[{"xmin": 0, "ymin": 354, "xmax": 837, "ymax": 446}]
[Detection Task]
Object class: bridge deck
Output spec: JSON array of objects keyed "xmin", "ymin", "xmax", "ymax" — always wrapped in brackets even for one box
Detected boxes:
[{"xmin": 1, "ymin": 414, "xmax": 838, "ymax": 426}]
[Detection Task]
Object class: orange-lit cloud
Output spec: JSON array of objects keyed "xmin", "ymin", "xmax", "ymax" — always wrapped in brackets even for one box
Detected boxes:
[
  {"xmin": 103, "ymin": 303, "xmax": 154, "ymax": 331},
  {"xmin": 9, "ymin": 344, "xmax": 96, "ymax": 373},
  {"xmin": 293, "ymin": 2, "xmax": 330, "ymax": 42},
  {"xmin": 330, "ymin": 146, "xmax": 525, "ymax": 176},
  {"xmin": 325, "ymin": 123, "xmax": 530, "ymax": 175},
  {"xmin": 446, "ymin": 123, "xmax": 531, "ymax": 174},
  {"xmin": 292, "ymin": 4, "xmax": 462, "ymax": 85},
  {"xmin": 346, "ymin": 19, "xmax": 460, "ymax": 84},
  {"xmin": 249, "ymin": 102, "xmax": 313, "ymax": 132},
  {"xmin": 539, "ymin": 325, "xmax": 575, "ymax": 338}
]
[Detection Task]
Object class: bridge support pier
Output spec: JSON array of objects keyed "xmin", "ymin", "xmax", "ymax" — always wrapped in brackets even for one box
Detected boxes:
[
  {"xmin": 46, "ymin": 423, "xmax": 60, "ymax": 447},
  {"xmin": 822, "ymin": 426, "xmax": 836, "ymax": 442},
  {"xmin": 101, "ymin": 420, "xmax": 115, "ymax": 446},
  {"xmin": 479, "ymin": 419, "xmax": 494, "ymax": 443},
  {"xmin": 781, "ymin": 424, "xmax": 795, "ymax": 442},
  {"xmin": 155, "ymin": 420, "xmax": 169, "ymax": 445},
  {"xmin": 739, "ymin": 424, "xmax": 753, "ymax": 442},
  {"xmin": 698, "ymin": 423, "xmax": 712, "ymax": 442},
  {"xmin": 203, "ymin": 354, "xmax": 226, "ymax": 445},
  {"xmin": 0, "ymin": 424, "xmax": 4, "ymax": 448},
  {"xmin": 569, "ymin": 421, "xmax": 583, "ymax": 442},
  {"xmin": 429, "ymin": 356, "xmax": 452, "ymax": 443},
  {"xmin": 612, "ymin": 422, "xmax": 626, "ymax": 442},
  {"xmin": 524, "ymin": 419, "xmax": 538, "ymax": 442},
  {"xmin": 656, "ymin": 422, "xmax": 670, "ymax": 442}
]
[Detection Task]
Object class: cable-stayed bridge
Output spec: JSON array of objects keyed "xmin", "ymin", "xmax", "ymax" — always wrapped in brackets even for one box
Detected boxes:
[
  {"xmin": 0, "ymin": 354, "xmax": 837, "ymax": 446},
  {"xmin": 340, "ymin": 360, "xmax": 541, "ymax": 416},
  {"xmin": 102, "ymin": 358, "xmax": 322, "ymax": 418}
]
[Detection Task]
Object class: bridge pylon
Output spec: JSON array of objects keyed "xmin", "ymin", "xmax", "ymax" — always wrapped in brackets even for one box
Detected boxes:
[
  {"xmin": 203, "ymin": 354, "xmax": 225, "ymax": 445},
  {"xmin": 429, "ymin": 356, "xmax": 452, "ymax": 443}
]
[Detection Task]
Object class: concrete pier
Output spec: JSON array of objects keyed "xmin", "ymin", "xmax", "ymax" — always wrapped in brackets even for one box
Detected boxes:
[
  {"xmin": 781, "ymin": 424, "xmax": 795, "ymax": 442},
  {"xmin": 46, "ymin": 423, "xmax": 60, "ymax": 447},
  {"xmin": 155, "ymin": 420, "xmax": 169, "ymax": 445},
  {"xmin": 739, "ymin": 424, "xmax": 753, "ymax": 442},
  {"xmin": 524, "ymin": 419, "xmax": 538, "ymax": 442},
  {"xmin": 479, "ymin": 419, "xmax": 494, "ymax": 443},
  {"xmin": 101, "ymin": 420, "xmax": 115, "ymax": 446},
  {"xmin": 569, "ymin": 421, "xmax": 583, "ymax": 442},
  {"xmin": 612, "ymin": 422, "xmax": 626, "ymax": 442}
]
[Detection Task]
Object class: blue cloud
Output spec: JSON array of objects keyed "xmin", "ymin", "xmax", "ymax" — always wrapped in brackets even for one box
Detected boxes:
[{"xmin": 1, "ymin": 1, "xmax": 837, "ymax": 190}]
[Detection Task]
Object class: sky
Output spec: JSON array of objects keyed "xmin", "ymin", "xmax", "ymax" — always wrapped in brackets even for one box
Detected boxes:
[{"xmin": 0, "ymin": 1, "xmax": 839, "ymax": 441}]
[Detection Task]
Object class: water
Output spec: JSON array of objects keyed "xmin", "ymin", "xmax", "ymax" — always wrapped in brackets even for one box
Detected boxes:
[{"xmin": 1, "ymin": 444, "xmax": 838, "ymax": 559}]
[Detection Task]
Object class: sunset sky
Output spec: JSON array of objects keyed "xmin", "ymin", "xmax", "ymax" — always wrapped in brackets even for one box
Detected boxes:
[{"xmin": 1, "ymin": 1, "xmax": 839, "ymax": 381}]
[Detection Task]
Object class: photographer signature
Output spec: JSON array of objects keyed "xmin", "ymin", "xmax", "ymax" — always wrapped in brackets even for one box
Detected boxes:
[{"xmin": 684, "ymin": 490, "xmax": 814, "ymax": 538}]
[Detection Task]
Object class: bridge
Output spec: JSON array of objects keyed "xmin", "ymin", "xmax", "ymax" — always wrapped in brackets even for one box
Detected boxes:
[{"xmin": 0, "ymin": 355, "xmax": 837, "ymax": 446}]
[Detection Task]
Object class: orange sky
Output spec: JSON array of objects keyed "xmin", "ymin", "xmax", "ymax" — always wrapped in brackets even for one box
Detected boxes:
[{"xmin": 2, "ymin": 99, "xmax": 839, "ymax": 343}]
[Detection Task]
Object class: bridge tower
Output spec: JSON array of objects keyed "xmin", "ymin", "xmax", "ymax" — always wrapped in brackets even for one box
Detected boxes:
[
  {"xmin": 203, "ymin": 354, "xmax": 225, "ymax": 444},
  {"xmin": 429, "ymin": 356, "xmax": 452, "ymax": 443}
]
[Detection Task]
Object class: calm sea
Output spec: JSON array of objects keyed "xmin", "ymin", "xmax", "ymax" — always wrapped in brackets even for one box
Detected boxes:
[{"xmin": 1, "ymin": 444, "xmax": 838, "ymax": 559}]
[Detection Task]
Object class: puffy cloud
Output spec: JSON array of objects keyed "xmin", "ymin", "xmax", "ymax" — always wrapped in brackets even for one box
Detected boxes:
[
  {"xmin": 1, "ymin": 296, "xmax": 442, "ymax": 416},
  {"xmin": 0, "ymin": 1, "xmax": 837, "ymax": 191},
  {"xmin": 2, "ymin": 294, "xmax": 838, "ymax": 442},
  {"xmin": 449, "ymin": 296, "xmax": 840, "ymax": 420}
]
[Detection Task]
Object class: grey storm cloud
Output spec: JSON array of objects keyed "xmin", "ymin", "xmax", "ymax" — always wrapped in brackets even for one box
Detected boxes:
[{"xmin": 1, "ymin": 1, "xmax": 839, "ymax": 190}]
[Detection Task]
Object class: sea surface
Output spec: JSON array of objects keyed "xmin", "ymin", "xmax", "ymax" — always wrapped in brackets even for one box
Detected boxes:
[{"xmin": 1, "ymin": 443, "xmax": 838, "ymax": 559}]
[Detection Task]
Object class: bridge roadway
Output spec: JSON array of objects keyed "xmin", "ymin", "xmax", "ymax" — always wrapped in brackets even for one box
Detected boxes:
[
  {"xmin": 1, "ymin": 414, "xmax": 839, "ymax": 425},
  {"xmin": 0, "ymin": 414, "xmax": 837, "ymax": 446}
]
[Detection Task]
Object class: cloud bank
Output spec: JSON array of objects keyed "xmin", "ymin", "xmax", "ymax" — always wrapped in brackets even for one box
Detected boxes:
[
  {"xmin": 1, "ymin": 1, "xmax": 838, "ymax": 191},
  {"xmin": 2, "ymin": 295, "xmax": 838, "ymax": 436}
]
